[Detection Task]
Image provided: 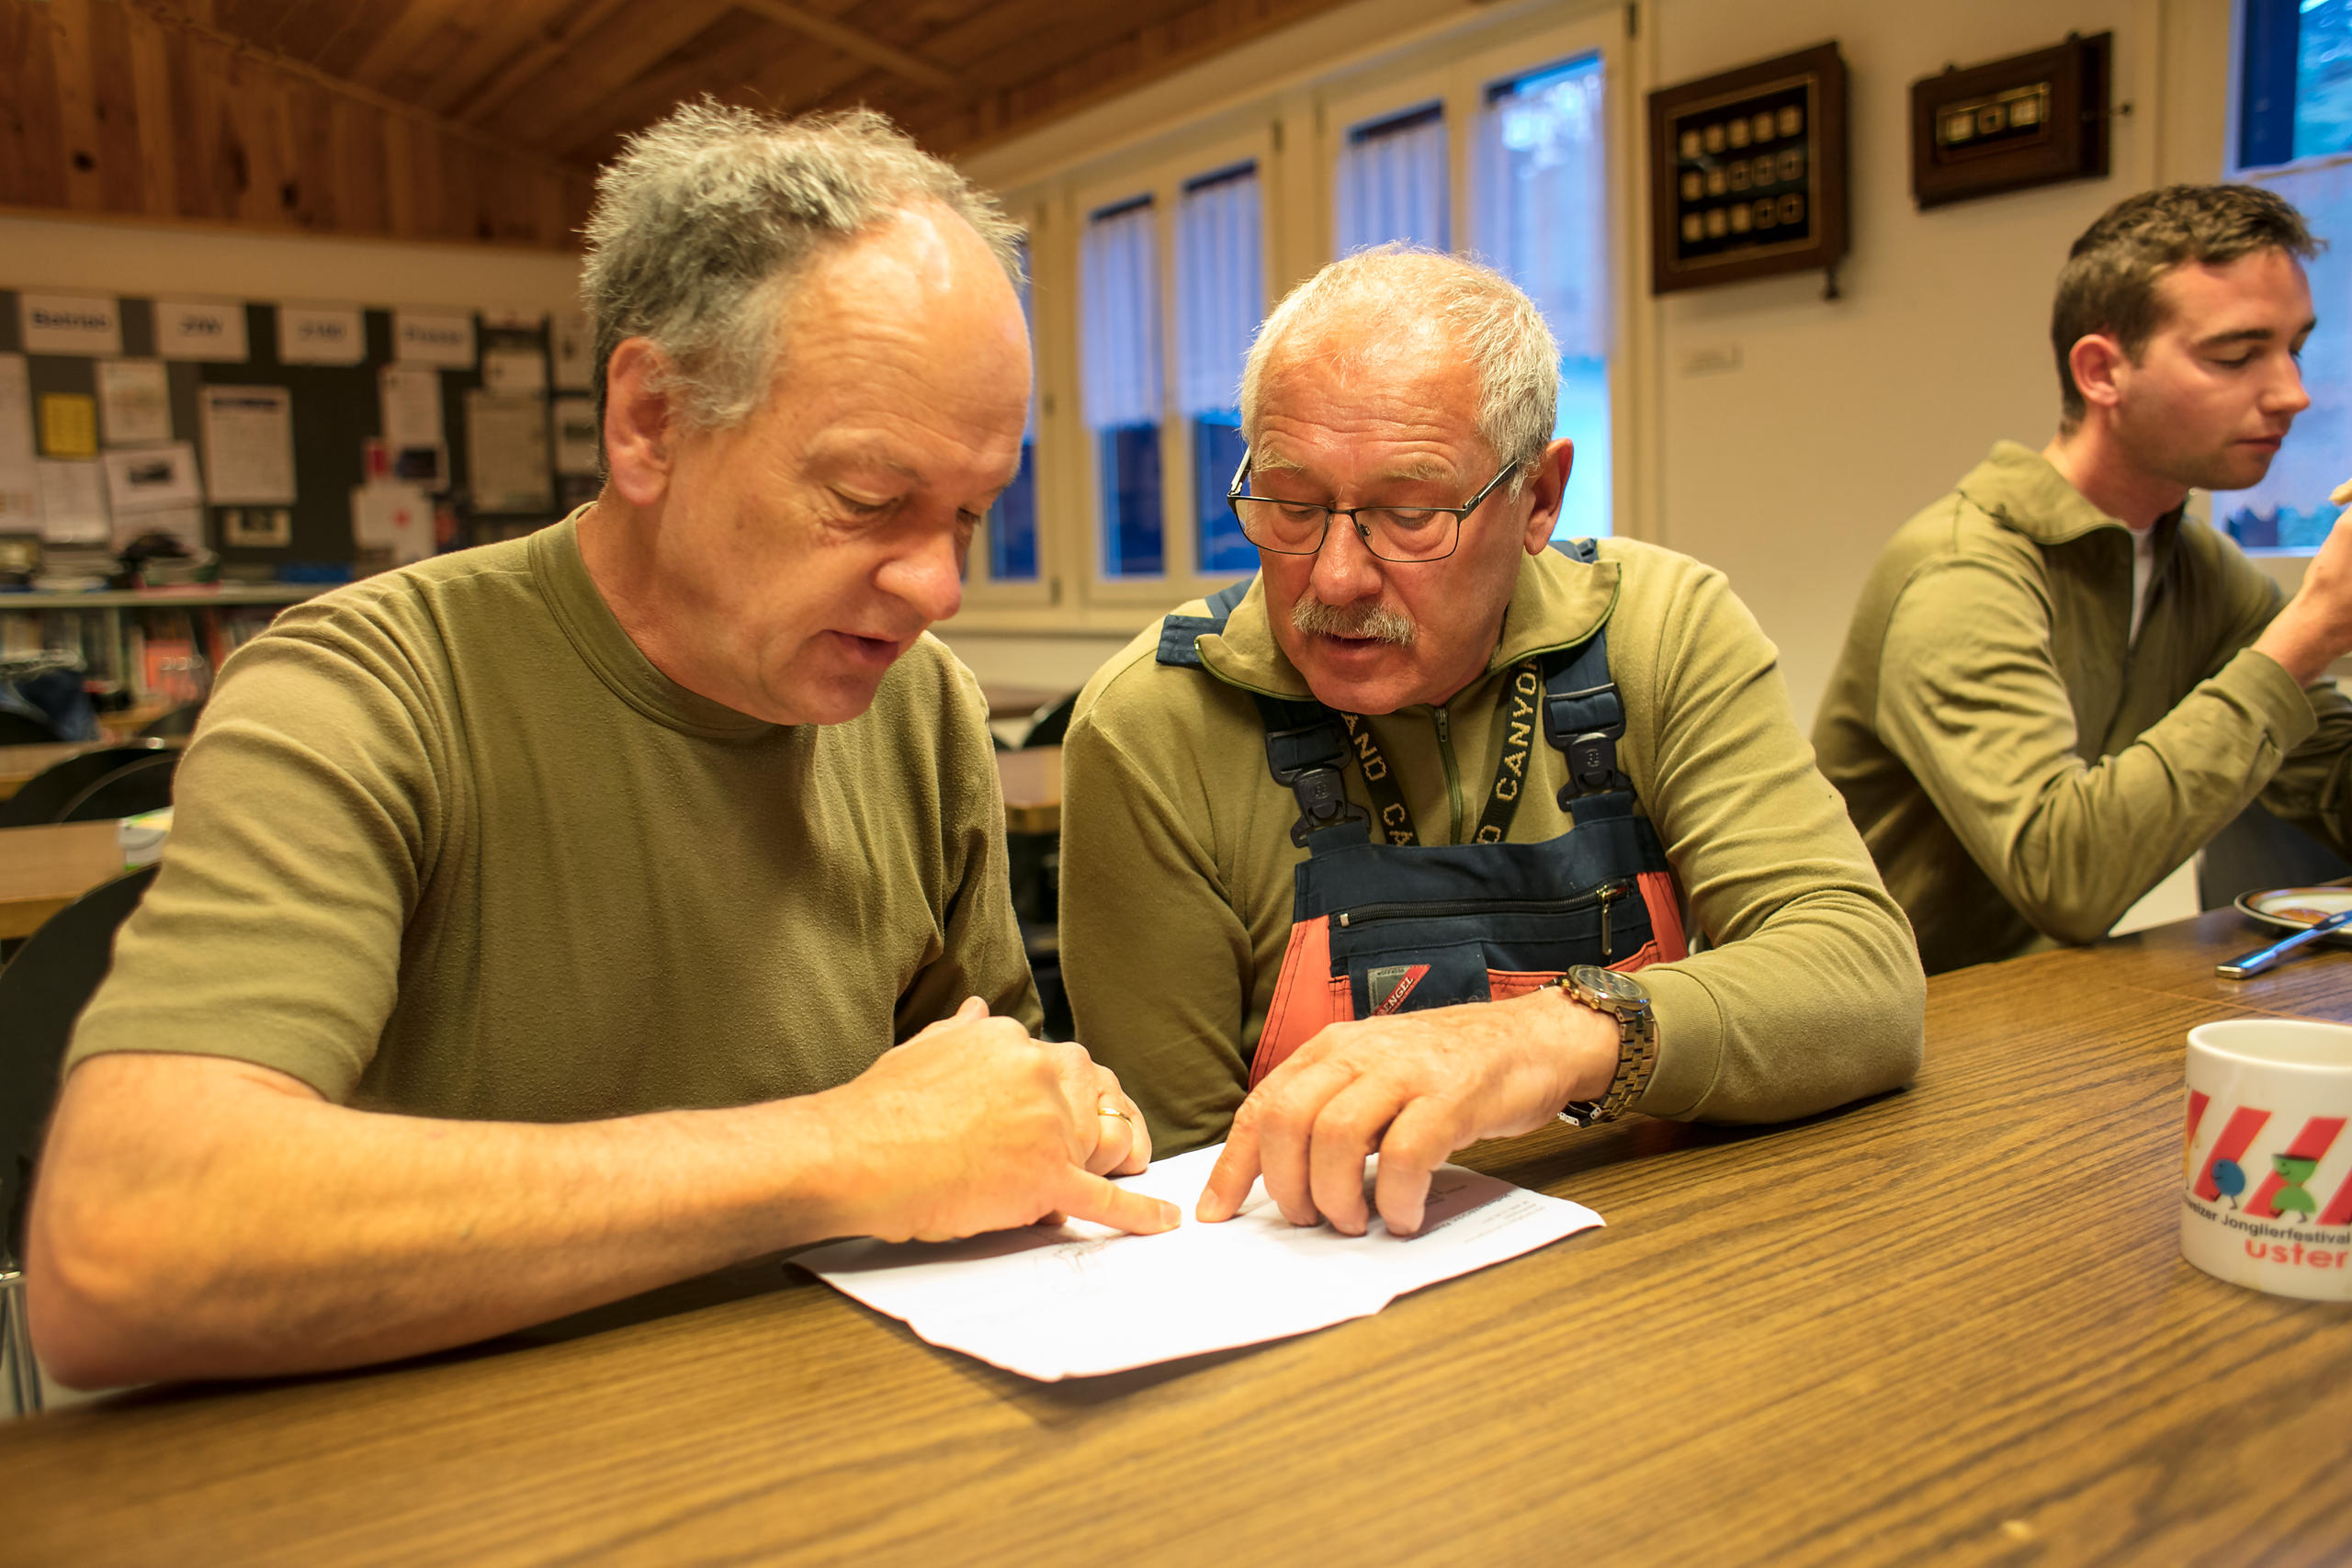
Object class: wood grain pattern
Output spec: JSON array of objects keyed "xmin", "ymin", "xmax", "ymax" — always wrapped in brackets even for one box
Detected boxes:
[{"xmin": 5, "ymin": 921, "xmax": 2348, "ymax": 1564}]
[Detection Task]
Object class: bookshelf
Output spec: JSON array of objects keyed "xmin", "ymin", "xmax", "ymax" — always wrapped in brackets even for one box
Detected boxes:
[{"xmin": 1, "ymin": 584, "xmax": 322, "ymax": 712}]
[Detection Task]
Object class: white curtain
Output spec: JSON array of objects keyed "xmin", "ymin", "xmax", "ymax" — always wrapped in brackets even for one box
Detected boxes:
[
  {"xmin": 1080, "ymin": 198, "xmax": 1163, "ymax": 431},
  {"xmin": 1476, "ymin": 57, "xmax": 1608, "ymax": 360},
  {"xmin": 1336, "ymin": 107, "xmax": 1449, "ymax": 255},
  {"xmin": 1175, "ymin": 165, "xmax": 1263, "ymax": 418}
]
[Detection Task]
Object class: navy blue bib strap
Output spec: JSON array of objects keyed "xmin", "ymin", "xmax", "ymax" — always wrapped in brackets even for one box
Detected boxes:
[
  {"xmin": 1253, "ymin": 694, "xmax": 1370, "ymax": 848},
  {"xmin": 1154, "ymin": 577, "xmax": 1254, "ymax": 669}
]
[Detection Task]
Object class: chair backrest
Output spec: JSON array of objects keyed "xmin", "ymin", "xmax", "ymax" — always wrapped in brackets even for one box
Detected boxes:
[
  {"xmin": 2197, "ymin": 803, "xmax": 2352, "ymax": 911},
  {"xmin": 1022, "ymin": 692, "xmax": 1080, "ymax": 750},
  {"xmin": 0, "ymin": 742, "xmax": 171, "ymax": 829},
  {"xmin": 0, "ymin": 863, "xmax": 156, "ymax": 1267},
  {"xmin": 138, "ymin": 703, "xmax": 204, "ymax": 741},
  {"xmin": 58, "ymin": 753, "xmax": 178, "ymax": 824}
]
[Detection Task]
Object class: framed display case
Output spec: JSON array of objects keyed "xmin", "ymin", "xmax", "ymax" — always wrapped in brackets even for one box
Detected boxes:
[
  {"xmin": 1910, "ymin": 33, "xmax": 2111, "ymax": 209},
  {"xmin": 1647, "ymin": 42, "xmax": 1849, "ymax": 294}
]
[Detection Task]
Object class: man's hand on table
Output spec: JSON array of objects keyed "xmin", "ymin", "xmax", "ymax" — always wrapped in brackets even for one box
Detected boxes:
[
  {"xmin": 1197, "ymin": 987, "xmax": 1623, "ymax": 1237},
  {"xmin": 827, "ymin": 997, "xmax": 1175, "ymax": 1244}
]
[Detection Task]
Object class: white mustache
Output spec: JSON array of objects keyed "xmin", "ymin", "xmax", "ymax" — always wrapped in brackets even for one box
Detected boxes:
[{"xmin": 1291, "ymin": 596, "xmax": 1415, "ymax": 645}]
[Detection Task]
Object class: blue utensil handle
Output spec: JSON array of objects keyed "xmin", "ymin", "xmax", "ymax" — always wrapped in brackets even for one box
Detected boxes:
[{"xmin": 2218, "ymin": 908, "xmax": 2352, "ymax": 978}]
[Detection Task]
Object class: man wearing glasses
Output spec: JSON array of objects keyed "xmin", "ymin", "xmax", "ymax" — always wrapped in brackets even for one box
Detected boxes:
[{"xmin": 1058, "ymin": 248, "xmax": 1924, "ymax": 1238}]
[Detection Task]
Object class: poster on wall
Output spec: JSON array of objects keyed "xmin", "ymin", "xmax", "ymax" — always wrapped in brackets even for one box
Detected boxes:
[
  {"xmin": 200, "ymin": 386, "xmax": 297, "ymax": 504},
  {"xmin": 0, "ymin": 355, "xmax": 39, "ymax": 532},
  {"xmin": 101, "ymin": 442, "xmax": 202, "ymax": 514},
  {"xmin": 277, "ymin": 304, "xmax": 366, "ymax": 366},
  {"xmin": 18, "ymin": 293, "xmax": 122, "ymax": 356},
  {"xmin": 464, "ymin": 390, "xmax": 551, "ymax": 513},
  {"xmin": 34, "ymin": 459, "xmax": 107, "ymax": 544},
  {"xmin": 96, "ymin": 359, "xmax": 173, "ymax": 446},
  {"xmin": 153, "ymin": 299, "xmax": 250, "ymax": 362},
  {"xmin": 395, "ymin": 310, "xmax": 476, "ymax": 368}
]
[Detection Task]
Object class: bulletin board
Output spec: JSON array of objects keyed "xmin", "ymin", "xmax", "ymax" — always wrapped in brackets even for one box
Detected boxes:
[{"xmin": 0, "ymin": 288, "xmax": 602, "ymax": 572}]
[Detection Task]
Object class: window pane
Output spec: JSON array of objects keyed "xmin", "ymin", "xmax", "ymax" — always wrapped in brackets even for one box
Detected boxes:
[
  {"xmin": 1178, "ymin": 163, "xmax": 1263, "ymax": 578},
  {"xmin": 1099, "ymin": 425, "xmax": 1163, "ymax": 575},
  {"xmin": 1193, "ymin": 415, "xmax": 1252, "ymax": 573},
  {"xmin": 2216, "ymin": 160, "xmax": 2351, "ymax": 549},
  {"xmin": 1337, "ymin": 104, "xmax": 1449, "ymax": 254},
  {"xmin": 1478, "ymin": 54, "xmax": 1611, "ymax": 538},
  {"xmin": 2300, "ymin": 0, "xmax": 2352, "ymax": 162},
  {"xmin": 988, "ymin": 237, "xmax": 1040, "ymax": 581},
  {"xmin": 1082, "ymin": 197, "xmax": 1166, "ymax": 577}
]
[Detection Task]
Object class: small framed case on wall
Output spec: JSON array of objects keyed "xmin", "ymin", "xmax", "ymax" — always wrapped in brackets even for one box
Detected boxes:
[
  {"xmin": 1647, "ymin": 42, "xmax": 1849, "ymax": 295},
  {"xmin": 1909, "ymin": 32, "xmax": 2111, "ymax": 210}
]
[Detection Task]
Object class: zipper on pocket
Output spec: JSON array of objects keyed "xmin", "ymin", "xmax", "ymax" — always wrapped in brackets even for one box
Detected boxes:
[{"xmin": 1334, "ymin": 879, "xmax": 1632, "ymax": 936}]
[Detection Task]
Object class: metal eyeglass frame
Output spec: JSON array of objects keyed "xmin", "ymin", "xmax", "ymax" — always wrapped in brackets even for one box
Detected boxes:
[{"xmin": 1224, "ymin": 446, "xmax": 1517, "ymax": 563}]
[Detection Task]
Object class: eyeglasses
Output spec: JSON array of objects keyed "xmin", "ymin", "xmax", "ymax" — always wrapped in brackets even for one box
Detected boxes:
[{"xmin": 1225, "ymin": 447, "xmax": 1516, "ymax": 563}]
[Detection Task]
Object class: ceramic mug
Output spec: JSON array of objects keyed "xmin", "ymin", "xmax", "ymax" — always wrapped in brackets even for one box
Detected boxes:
[{"xmin": 2181, "ymin": 1019, "xmax": 2352, "ymax": 1302}]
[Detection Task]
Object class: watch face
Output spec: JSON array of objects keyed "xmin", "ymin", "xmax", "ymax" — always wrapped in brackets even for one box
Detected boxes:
[{"xmin": 1571, "ymin": 964, "xmax": 1645, "ymax": 1004}]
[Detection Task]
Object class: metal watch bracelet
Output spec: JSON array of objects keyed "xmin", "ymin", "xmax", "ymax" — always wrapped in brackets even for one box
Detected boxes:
[{"xmin": 1553, "ymin": 966, "xmax": 1658, "ymax": 1128}]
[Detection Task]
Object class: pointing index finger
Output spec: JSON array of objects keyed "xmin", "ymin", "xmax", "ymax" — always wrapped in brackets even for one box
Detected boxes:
[
  {"xmin": 1057, "ymin": 1169, "xmax": 1181, "ymax": 1235},
  {"xmin": 1197, "ymin": 1122, "xmax": 1264, "ymax": 1222}
]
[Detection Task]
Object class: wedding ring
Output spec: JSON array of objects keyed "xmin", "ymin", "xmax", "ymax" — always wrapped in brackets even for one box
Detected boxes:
[{"xmin": 1096, "ymin": 1102, "xmax": 1134, "ymax": 1125}]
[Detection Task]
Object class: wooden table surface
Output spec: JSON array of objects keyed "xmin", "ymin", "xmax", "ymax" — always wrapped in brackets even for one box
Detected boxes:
[
  {"xmin": 5, "ymin": 908, "xmax": 2350, "ymax": 1565},
  {"xmin": 0, "ymin": 820, "xmax": 130, "ymax": 941}
]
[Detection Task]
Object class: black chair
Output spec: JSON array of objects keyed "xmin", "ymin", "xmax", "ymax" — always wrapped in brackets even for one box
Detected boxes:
[
  {"xmin": 0, "ymin": 712, "xmax": 60, "ymax": 747},
  {"xmin": 2197, "ymin": 802, "xmax": 2352, "ymax": 911},
  {"xmin": 0, "ymin": 742, "xmax": 172, "ymax": 829},
  {"xmin": 0, "ymin": 863, "xmax": 157, "ymax": 1416},
  {"xmin": 137, "ymin": 704, "xmax": 204, "ymax": 741},
  {"xmin": 58, "ymin": 753, "xmax": 178, "ymax": 824},
  {"xmin": 1021, "ymin": 691, "xmax": 1080, "ymax": 750}
]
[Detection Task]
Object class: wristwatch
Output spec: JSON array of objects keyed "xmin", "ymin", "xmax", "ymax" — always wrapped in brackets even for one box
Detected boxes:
[{"xmin": 1552, "ymin": 964, "xmax": 1658, "ymax": 1128}]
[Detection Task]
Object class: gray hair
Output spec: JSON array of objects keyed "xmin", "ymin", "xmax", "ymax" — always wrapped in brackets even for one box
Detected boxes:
[
  {"xmin": 582, "ymin": 100, "xmax": 1023, "ymax": 431},
  {"xmin": 1238, "ymin": 246, "xmax": 1559, "ymax": 491}
]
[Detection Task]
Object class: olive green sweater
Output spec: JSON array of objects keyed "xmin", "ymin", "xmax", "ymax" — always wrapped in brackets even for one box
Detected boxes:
[
  {"xmin": 1060, "ymin": 539, "xmax": 1925, "ymax": 1156},
  {"xmin": 1814, "ymin": 441, "xmax": 2352, "ymax": 974},
  {"xmin": 68, "ymin": 516, "xmax": 1038, "ymax": 1118}
]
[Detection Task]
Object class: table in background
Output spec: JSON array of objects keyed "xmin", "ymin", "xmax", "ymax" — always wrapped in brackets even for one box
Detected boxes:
[
  {"xmin": 0, "ymin": 821, "xmax": 130, "ymax": 941},
  {"xmin": 4, "ymin": 908, "xmax": 2349, "ymax": 1565},
  {"xmin": 996, "ymin": 744, "xmax": 1061, "ymax": 837}
]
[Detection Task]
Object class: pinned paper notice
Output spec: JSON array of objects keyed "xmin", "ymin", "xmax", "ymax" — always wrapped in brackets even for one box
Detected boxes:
[
  {"xmin": 96, "ymin": 359, "xmax": 173, "ymax": 446},
  {"xmin": 797, "ymin": 1143, "xmax": 1602, "ymax": 1381},
  {"xmin": 353, "ymin": 482, "xmax": 433, "ymax": 564}
]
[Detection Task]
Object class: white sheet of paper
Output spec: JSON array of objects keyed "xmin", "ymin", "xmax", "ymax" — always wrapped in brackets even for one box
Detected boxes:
[
  {"xmin": 35, "ymin": 459, "xmax": 108, "ymax": 544},
  {"xmin": 96, "ymin": 359, "xmax": 173, "ymax": 446},
  {"xmin": 101, "ymin": 441, "xmax": 202, "ymax": 513},
  {"xmin": 352, "ymin": 481, "xmax": 433, "ymax": 564},
  {"xmin": 379, "ymin": 364, "xmax": 444, "ymax": 450},
  {"xmin": 0, "ymin": 354, "xmax": 39, "ymax": 532},
  {"xmin": 394, "ymin": 310, "xmax": 474, "ymax": 368},
  {"xmin": 19, "ymin": 292, "xmax": 121, "ymax": 356},
  {"xmin": 153, "ymin": 299, "xmax": 248, "ymax": 363},
  {"xmin": 200, "ymin": 386, "xmax": 296, "ymax": 505},
  {"xmin": 482, "ymin": 345, "xmax": 547, "ymax": 396},
  {"xmin": 464, "ymin": 389, "xmax": 550, "ymax": 513},
  {"xmin": 277, "ymin": 304, "xmax": 365, "ymax": 366},
  {"xmin": 552, "ymin": 394, "xmax": 600, "ymax": 475},
  {"xmin": 113, "ymin": 502, "xmax": 202, "ymax": 553},
  {"xmin": 797, "ymin": 1143, "xmax": 1602, "ymax": 1381}
]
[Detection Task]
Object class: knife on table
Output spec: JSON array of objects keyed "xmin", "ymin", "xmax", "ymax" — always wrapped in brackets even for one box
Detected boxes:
[{"xmin": 2216, "ymin": 908, "xmax": 2352, "ymax": 979}]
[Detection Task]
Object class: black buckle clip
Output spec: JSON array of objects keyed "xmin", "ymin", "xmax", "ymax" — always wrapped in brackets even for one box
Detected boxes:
[
  {"xmin": 1265, "ymin": 721, "xmax": 1369, "ymax": 847},
  {"xmin": 1543, "ymin": 682, "xmax": 1628, "ymax": 807}
]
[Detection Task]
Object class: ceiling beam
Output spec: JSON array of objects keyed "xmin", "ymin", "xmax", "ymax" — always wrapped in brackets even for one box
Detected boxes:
[
  {"xmin": 451, "ymin": 0, "xmax": 637, "ymax": 126},
  {"xmin": 729, "ymin": 0, "xmax": 962, "ymax": 97}
]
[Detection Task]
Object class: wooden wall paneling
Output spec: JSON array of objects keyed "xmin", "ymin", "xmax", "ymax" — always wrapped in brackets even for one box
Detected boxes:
[
  {"xmin": 123, "ymin": 0, "xmax": 182, "ymax": 219},
  {"xmin": 380, "ymin": 106, "xmax": 420, "ymax": 238},
  {"xmin": 731, "ymin": 0, "xmax": 961, "ymax": 96},
  {"xmin": 88, "ymin": 0, "xmax": 152, "ymax": 214},
  {"xmin": 219, "ymin": 47, "xmax": 286, "ymax": 225},
  {"xmin": 408, "ymin": 114, "xmax": 447, "ymax": 240},
  {"xmin": 450, "ymin": 0, "xmax": 639, "ymax": 128},
  {"xmin": 0, "ymin": 0, "xmax": 70, "ymax": 209},
  {"xmin": 479, "ymin": 0, "xmax": 734, "ymax": 152},
  {"xmin": 332, "ymin": 96, "xmax": 387, "ymax": 236},
  {"xmin": 540, "ymin": 8, "xmax": 784, "ymax": 162},
  {"xmin": 171, "ymin": 25, "xmax": 239, "ymax": 222},
  {"xmin": 346, "ymin": 0, "xmax": 471, "ymax": 92},
  {"xmin": 290, "ymin": 75, "xmax": 341, "ymax": 230},
  {"xmin": 422, "ymin": 0, "xmax": 588, "ymax": 118},
  {"xmin": 730, "ymin": 44, "xmax": 876, "ymax": 126},
  {"xmin": 47, "ymin": 0, "xmax": 107, "ymax": 212}
]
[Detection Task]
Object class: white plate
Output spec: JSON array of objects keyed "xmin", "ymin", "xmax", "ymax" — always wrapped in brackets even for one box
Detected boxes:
[{"xmin": 2235, "ymin": 886, "xmax": 2352, "ymax": 943}]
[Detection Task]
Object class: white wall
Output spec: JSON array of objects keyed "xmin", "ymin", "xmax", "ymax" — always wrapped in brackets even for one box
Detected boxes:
[
  {"xmin": 0, "ymin": 210, "xmax": 584, "ymax": 312},
  {"xmin": 1645, "ymin": 0, "xmax": 2227, "ymax": 730}
]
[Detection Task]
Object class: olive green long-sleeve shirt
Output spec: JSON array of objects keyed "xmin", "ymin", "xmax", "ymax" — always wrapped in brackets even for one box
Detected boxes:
[
  {"xmin": 1061, "ymin": 539, "xmax": 1924, "ymax": 1156},
  {"xmin": 1814, "ymin": 441, "xmax": 2352, "ymax": 975}
]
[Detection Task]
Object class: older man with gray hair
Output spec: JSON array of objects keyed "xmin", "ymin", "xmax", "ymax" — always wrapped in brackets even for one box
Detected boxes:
[
  {"xmin": 28, "ymin": 103, "xmax": 1174, "ymax": 1390},
  {"xmin": 1059, "ymin": 247, "xmax": 1924, "ymax": 1238}
]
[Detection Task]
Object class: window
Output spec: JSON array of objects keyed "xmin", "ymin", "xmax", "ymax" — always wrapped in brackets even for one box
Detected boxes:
[
  {"xmin": 1476, "ymin": 53, "xmax": 1611, "ymax": 540},
  {"xmin": 1176, "ymin": 163, "xmax": 1263, "ymax": 576},
  {"xmin": 989, "ymin": 239, "xmax": 1041, "ymax": 581},
  {"xmin": 1081, "ymin": 196, "xmax": 1165, "ymax": 578},
  {"xmin": 1336, "ymin": 104, "xmax": 1449, "ymax": 254},
  {"xmin": 2225, "ymin": 0, "xmax": 2352, "ymax": 548}
]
